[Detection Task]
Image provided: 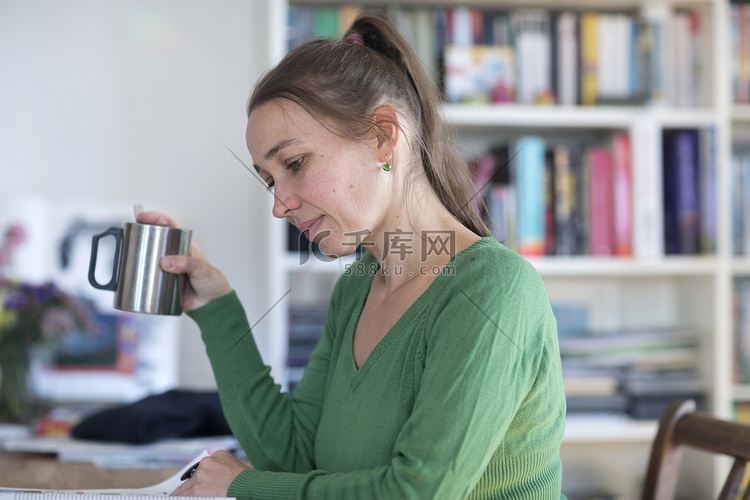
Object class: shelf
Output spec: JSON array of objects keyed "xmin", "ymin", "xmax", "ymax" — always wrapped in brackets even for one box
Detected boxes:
[
  {"xmin": 732, "ymin": 105, "xmax": 750, "ymax": 123},
  {"xmin": 563, "ymin": 415, "xmax": 658, "ymax": 443},
  {"xmin": 732, "ymin": 259, "xmax": 750, "ymax": 276},
  {"xmin": 282, "ymin": 252, "xmax": 717, "ymax": 277},
  {"xmin": 733, "ymin": 385, "xmax": 750, "ymax": 401},
  {"xmin": 442, "ymin": 104, "xmax": 717, "ymax": 130},
  {"xmin": 521, "ymin": 256, "xmax": 715, "ymax": 278}
]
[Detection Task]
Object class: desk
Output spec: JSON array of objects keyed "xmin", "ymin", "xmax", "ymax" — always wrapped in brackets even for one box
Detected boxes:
[{"xmin": 0, "ymin": 451, "xmax": 180, "ymax": 489}]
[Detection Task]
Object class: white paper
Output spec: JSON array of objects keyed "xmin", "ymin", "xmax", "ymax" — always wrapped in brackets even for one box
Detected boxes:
[
  {"xmin": 0, "ymin": 451, "xmax": 231, "ymax": 498},
  {"xmin": 0, "ymin": 435, "xmax": 239, "ymax": 469}
]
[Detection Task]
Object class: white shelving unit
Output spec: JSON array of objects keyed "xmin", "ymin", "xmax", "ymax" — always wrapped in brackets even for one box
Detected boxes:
[{"xmin": 256, "ymin": 0, "xmax": 741, "ymax": 498}]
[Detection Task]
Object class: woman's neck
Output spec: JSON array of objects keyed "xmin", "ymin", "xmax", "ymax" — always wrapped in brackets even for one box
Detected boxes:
[{"xmin": 368, "ymin": 179, "xmax": 480, "ymax": 293}]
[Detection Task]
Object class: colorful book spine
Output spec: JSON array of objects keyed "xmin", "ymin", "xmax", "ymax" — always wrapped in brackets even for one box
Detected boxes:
[
  {"xmin": 513, "ymin": 136, "xmax": 546, "ymax": 256},
  {"xmin": 612, "ymin": 132, "xmax": 633, "ymax": 256},
  {"xmin": 544, "ymin": 151, "xmax": 556, "ymax": 255},
  {"xmin": 663, "ymin": 130, "xmax": 700, "ymax": 254},
  {"xmin": 734, "ymin": 152, "xmax": 746, "ymax": 255},
  {"xmin": 631, "ymin": 120, "xmax": 664, "ymax": 259},
  {"xmin": 699, "ymin": 127, "xmax": 717, "ymax": 254},
  {"xmin": 587, "ymin": 146, "xmax": 614, "ymax": 255},
  {"xmin": 513, "ymin": 9, "xmax": 554, "ymax": 104},
  {"xmin": 579, "ymin": 12, "xmax": 599, "ymax": 106},
  {"xmin": 555, "ymin": 11, "xmax": 578, "ymax": 106},
  {"xmin": 313, "ymin": 7, "xmax": 340, "ymax": 38},
  {"xmin": 743, "ymin": 154, "xmax": 750, "ymax": 255},
  {"xmin": 553, "ymin": 144, "xmax": 576, "ymax": 256}
]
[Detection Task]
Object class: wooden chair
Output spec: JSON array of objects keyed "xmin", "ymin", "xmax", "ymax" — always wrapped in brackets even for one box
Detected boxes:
[{"xmin": 641, "ymin": 399, "xmax": 750, "ymax": 500}]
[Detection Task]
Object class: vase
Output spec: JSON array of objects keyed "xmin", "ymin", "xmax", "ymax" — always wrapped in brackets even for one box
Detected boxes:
[{"xmin": 0, "ymin": 338, "xmax": 33, "ymax": 423}]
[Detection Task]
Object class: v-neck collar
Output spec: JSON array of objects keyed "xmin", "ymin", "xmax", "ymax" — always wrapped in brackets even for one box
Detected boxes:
[{"xmin": 341, "ymin": 237, "xmax": 496, "ymax": 390}]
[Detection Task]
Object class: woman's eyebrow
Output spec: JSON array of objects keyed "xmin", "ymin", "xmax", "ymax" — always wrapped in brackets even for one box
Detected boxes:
[
  {"xmin": 253, "ymin": 138, "xmax": 302, "ymax": 174},
  {"xmin": 265, "ymin": 138, "xmax": 301, "ymax": 161}
]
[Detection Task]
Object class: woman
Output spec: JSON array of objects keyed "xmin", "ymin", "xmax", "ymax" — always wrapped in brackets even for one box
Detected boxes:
[{"xmin": 161, "ymin": 12, "xmax": 566, "ymax": 499}]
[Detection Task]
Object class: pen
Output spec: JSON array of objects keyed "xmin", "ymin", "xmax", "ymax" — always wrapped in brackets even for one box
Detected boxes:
[{"xmin": 181, "ymin": 461, "xmax": 201, "ymax": 481}]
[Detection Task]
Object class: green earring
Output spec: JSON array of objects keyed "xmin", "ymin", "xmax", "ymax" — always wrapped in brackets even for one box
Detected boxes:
[{"xmin": 383, "ymin": 160, "xmax": 391, "ymax": 172}]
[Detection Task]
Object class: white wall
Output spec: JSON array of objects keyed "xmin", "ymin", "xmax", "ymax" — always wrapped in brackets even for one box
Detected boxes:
[{"xmin": 0, "ymin": 0, "xmax": 277, "ymax": 390}]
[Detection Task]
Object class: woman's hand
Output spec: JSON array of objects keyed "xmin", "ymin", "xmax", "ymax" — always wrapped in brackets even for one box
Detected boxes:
[
  {"xmin": 137, "ymin": 211, "xmax": 232, "ymax": 312},
  {"xmin": 170, "ymin": 450, "xmax": 250, "ymax": 497}
]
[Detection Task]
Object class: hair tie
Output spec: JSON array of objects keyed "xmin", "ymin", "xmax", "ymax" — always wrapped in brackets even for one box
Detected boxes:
[{"xmin": 344, "ymin": 33, "xmax": 364, "ymax": 46}]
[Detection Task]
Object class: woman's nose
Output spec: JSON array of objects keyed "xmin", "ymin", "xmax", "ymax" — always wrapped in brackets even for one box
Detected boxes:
[{"xmin": 271, "ymin": 183, "xmax": 300, "ymax": 219}]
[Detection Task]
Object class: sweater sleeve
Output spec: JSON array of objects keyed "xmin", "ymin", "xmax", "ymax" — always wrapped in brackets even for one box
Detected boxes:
[
  {"xmin": 187, "ymin": 290, "xmax": 337, "ymax": 473},
  {"xmin": 219, "ymin": 251, "xmax": 564, "ymax": 499}
]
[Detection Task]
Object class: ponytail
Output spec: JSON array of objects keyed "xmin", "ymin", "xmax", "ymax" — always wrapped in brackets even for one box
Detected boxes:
[{"xmin": 248, "ymin": 11, "xmax": 491, "ymax": 237}]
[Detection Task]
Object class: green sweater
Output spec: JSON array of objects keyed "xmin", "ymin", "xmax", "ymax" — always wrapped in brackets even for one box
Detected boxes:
[{"xmin": 189, "ymin": 238, "xmax": 566, "ymax": 499}]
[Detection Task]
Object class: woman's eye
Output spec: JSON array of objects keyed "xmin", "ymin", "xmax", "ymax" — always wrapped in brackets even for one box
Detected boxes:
[{"xmin": 287, "ymin": 157, "xmax": 305, "ymax": 171}]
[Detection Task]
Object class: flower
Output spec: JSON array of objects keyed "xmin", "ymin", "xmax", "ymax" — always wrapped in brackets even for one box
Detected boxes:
[
  {"xmin": 0, "ymin": 222, "xmax": 96, "ymax": 422},
  {"xmin": 0, "ymin": 280, "xmax": 93, "ymax": 347}
]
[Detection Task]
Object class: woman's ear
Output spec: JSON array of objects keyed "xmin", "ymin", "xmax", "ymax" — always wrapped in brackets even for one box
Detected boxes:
[{"xmin": 369, "ymin": 105, "xmax": 400, "ymax": 162}]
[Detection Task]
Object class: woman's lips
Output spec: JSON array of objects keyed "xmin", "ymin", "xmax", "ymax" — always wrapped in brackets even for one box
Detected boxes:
[{"xmin": 300, "ymin": 216, "xmax": 324, "ymax": 240}]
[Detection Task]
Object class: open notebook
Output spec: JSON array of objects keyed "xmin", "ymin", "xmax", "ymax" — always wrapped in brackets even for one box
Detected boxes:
[{"xmin": 0, "ymin": 451, "xmax": 232, "ymax": 500}]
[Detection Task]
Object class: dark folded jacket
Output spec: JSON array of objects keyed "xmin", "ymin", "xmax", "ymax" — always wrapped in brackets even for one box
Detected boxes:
[{"xmin": 71, "ymin": 390, "xmax": 232, "ymax": 444}]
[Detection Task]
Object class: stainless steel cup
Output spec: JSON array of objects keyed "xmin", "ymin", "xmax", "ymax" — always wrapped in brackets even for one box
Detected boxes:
[{"xmin": 88, "ymin": 222, "xmax": 192, "ymax": 315}]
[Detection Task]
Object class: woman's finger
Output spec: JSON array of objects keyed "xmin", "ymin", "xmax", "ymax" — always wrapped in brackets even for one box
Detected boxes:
[
  {"xmin": 137, "ymin": 211, "xmax": 182, "ymax": 228},
  {"xmin": 169, "ymin": 480, "xmax": 191, "ymax": 496},
  {"xmin": 160, "ymin": 254, "xmax": 208, "ymax": 277}
]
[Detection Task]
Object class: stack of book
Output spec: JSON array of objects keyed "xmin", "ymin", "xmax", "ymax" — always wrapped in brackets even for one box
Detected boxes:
[
  {"xmin": 288, "ymin": 4, "xmax": 705, "ymax": 108},
  {"xmin": 473, "ymin": 133, "xmax": 633, "ymax": 257},
  {"xmin": 473, "ymin": 128, "xmax": 716, "ymax": 258},
  {"xmin": 559, "ymin": 328, "xmax": 704, "ymax": 419},
  {"xmin": 663, "ymin": 129, "xmax": 716, "ymax": 255}
]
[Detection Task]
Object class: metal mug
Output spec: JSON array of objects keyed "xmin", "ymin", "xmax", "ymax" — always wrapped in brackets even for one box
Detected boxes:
[{"xmin": 88, "ymin": 222, "xmax": 192, "ymax": 315}]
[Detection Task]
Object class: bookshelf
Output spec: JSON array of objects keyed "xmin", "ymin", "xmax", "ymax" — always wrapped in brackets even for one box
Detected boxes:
[{"xmin": 257, "ymin": 0, "xmax": 738, "ymax": 498}]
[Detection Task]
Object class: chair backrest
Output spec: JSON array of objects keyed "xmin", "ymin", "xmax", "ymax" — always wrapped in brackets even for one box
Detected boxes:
[{"xmin": 641, "ymin": 399, "xmax": 750, "ymax": 500}]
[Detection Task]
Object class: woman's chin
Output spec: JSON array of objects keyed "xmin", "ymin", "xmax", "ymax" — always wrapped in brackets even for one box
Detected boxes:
[{"xmin": 314, "ymin": 237, "xmax": 358, "ymax": 259}]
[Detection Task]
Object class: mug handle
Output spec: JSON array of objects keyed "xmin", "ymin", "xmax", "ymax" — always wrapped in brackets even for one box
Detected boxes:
[{"xmin": 88, "ymin": 227, "xmax": 123, "ymax": 291}]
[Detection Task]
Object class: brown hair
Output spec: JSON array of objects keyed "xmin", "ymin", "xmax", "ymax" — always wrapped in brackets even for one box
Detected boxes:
[{"xmin": 247, "ymin": 11, "xmax": 491, "ymax": 237}]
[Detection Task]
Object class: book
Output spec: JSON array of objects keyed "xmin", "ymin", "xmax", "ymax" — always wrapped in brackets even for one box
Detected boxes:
[
  {"xmin": 489, "ymin": 184, "xmax": 517, "ymax": 251},
  {"xmin": 587, "ymin": 146, "xmax": 614, "ymax": 256},
  {"xmin": 640, "ymin": 4, "xmax": 671, "ymax": 106},
  {"xmin": 553, "ymin": 144, "xmax": 576, "ymax": 256},
  {"xmin": 513, "ymin": 9, "xmax": 554, "ymax": 104},
  {"xmin": 663, "ymin": 129, "xmax": 700, "ymax": 255},
  {"xmin": 411, "ymin": 8, "xmax": 439, "ymax": 87},
  {"xmin": 570, "ymin": 145, "xmax": 589, "ymax": 255},
  {"xmin": 444, "ymin": 45, "xmax": 515, "ymax": 103},
  {"xmin": 338, "ymin": 4, "xmax": 362, "ymax": 36},
  {"xmin": 734, "ymin": 153, "xmax": 745, "ymax": 255},
  {"xmin": 313, "ymin": 7, "xmax": 339, "ymax": 38},
  {"xmin": 544, "ymin": 151, "xmax": 556, "ymax": 255},
  {"xmin": 611, "ymin": 132, "xmax": 633, "ymax": 256},
  {"xmin": 0, "ymin": 451, "xmax": 231, "ymax": 498},
  {"xmin": 699, "ymin": 127, "xmax": 717, "ymax": 254},
  {"xmin": 555, "ymin": 11, "xmax": 578, "ymax": 106},
  {"xmin": 631, "ymin": 120, "xmax": 665, "ymax": 258},
  {"xmin": 579, "ymin": 12, "xmax": 599, "ymax": 106},
  {"xmin": 513, "ymin": 136, "xmax": 547, "ymax": 256},
  {"xmin": 596, "ymin": 14, "xmax": 633, "ymax": 103}
]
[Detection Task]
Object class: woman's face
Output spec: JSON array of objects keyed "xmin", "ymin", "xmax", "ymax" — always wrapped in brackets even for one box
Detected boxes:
[{"xmin": 246, "ymin": 99, "xmax": 391, "ymax": 257}]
